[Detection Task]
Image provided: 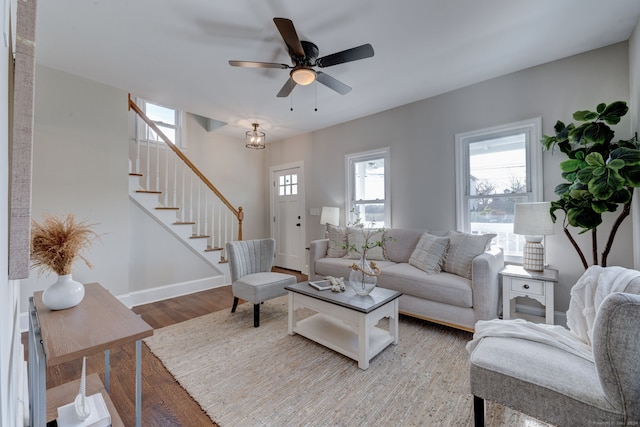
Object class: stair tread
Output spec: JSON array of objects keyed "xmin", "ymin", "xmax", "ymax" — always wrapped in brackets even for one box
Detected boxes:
[
  {"xmin": 173, "ymin": 222, "xmax": 196, "ymax": 225},
  {"xmin": 205, "ymin": 247, "xmax": 223, "ymax": 252},
  {"xmin": 156, "ymin": 207, "xmax": 180, "ymax": 210},
  {"xmin": 129, "ymin": 173, "xmax": 143, "ymax": 176},
  {"xmin": 190, "ymin": 235, "xmax": 210, "ymax": 239},
  {"xmin": 136, "ymin": 190, "xmax": 162, "ymax": 194}
]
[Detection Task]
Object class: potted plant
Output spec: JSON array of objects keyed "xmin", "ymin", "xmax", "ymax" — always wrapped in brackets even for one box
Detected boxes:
[
  {"xmin": 30, "ymin": 213, "xmax": 100, "ymax": 310},
  {"xmin": 541, "ymin": 101, "xmax": 640, "ymax": 269}
]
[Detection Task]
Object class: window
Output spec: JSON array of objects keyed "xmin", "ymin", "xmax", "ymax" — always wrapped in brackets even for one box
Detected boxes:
[
  {"xmin": 455, "ymin": 118, "xmax": 542, "ymax": 262},
  {"xmin": 137, "ymin": 98, "xmax": 184, "ymax": 147},
  {"xmin": 278, "ymin": 173, "xmax": 298, "ymax": 196},
  {"xmin": 346, "ymin": 148, "xmax": 390, "ymax": 227}
]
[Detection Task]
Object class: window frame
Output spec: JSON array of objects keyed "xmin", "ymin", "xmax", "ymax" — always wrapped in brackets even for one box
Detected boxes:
[
  {"xmin": 345, "ymin": 147, "xmax": 391, "ymax": 227},
  {"xmin": 136, "ymin": 97, "xmax": 186, "ymax": 148},
  {"xmin": 455, "ymin": 117, "xmax": 543, "ymax": 263}
]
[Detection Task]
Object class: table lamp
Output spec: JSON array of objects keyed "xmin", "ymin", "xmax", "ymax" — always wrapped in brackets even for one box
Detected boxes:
[
  {"xmin": 320, "ymin": 207, "xmax": 339, "ymax": 237},
  {"xmin": 513, "ymin": 202, "xmax": 554, "ymax": 271}
]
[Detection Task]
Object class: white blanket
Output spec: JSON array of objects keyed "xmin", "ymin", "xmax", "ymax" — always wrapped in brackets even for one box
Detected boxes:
[
  {"xmin": 466, "ymin": 265, "xmax": 640, "ymax": 362},
  {"xmin": 566, "ymin": 265, "xmax": 640, "ymax": 346}
]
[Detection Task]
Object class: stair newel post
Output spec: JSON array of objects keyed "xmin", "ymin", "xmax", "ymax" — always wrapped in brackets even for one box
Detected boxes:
[{"xmin": 237, "ymin": 206, "xmax": 244, "ymax": 241}]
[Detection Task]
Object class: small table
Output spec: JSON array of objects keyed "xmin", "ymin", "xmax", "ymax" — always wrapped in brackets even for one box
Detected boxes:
[
  {"xmin": 285, "ymin": 282, "xmax": 401, "ymax": 370},
  {"xmin": 29, "ymin": 282, "xmax": 153, "ymax": 427},
  {"xmin": 500, "ymin": 265, "xmax": 559, "ymax": 324}
]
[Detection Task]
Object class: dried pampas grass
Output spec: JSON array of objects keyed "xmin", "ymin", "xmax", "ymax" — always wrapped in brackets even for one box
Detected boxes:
[{"xmin": 30, "ymin": 213, "xmax": 100, "ymax": 276}]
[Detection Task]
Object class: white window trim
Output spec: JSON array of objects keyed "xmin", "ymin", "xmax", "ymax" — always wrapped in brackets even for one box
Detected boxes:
[
  {"xmin": 455, "ymin": 118, "xmax": 542, "ymax": 262},
  {"xmin": 345, "ymin": 147, "xmax": 391, "ymax": 227},
  {"xmin": 135, "ymin": 97, "xmax": 186, "ymax": 148}
]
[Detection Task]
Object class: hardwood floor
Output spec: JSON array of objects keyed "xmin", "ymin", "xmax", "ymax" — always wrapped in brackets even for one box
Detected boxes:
[{"xmin": 23, "ymin": 268, "xmax": 307, "ymax": 427}]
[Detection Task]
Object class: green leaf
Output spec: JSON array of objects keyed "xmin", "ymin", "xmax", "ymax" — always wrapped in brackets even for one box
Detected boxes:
[
  {"xmin": 596, "ymin": 103, "xmax": 606, "ymax": 113},
  {"xmin": 554, "ymin": 183, "xmax": 571, "ymax": 196},
  {"xmin": 560, "ymin": 159, "xmax": 583, "ymax": 172},
  {"xmin": 567, "ymin": 207, "xmax": 602, "ymax": 230},
  {"xmin": 609, "ymin": 188, "xmax": 632, "ymax": 204},
  {"xmin": 588, "ymin": 169, "xmax": 626, "ymax": 199},
  {"xmin": 610, "ymin": 147, "xmax": 640, "ymax": 166},
  {"xmin": 582, "ymin": 122, "xmax": 614, "ymax": 145},
  {"xmin": 620, "ymin": 167, "xmax": 640, "ymax": 187},
  {"xmin": 591, "ymin": 200, "xmax": 611, "ymax": 213},
  {"xmin": 573, "ymin": 110, "xmax": 598, "ymax": 121},
  {"xmin": 585, "ymin": 152, "xmax": 605, "ymax": 166},
  {"xmin": 606, "ymin": 159, "xmax": 625, "ymax": 170},
  {"xmin": 600, "ymin": 101, "xmax": 628, "ymax": 125}
]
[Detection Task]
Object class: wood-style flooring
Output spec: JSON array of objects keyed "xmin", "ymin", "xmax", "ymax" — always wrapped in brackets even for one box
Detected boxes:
[{"xmin": 23, "ymin": 268, "xmax": 307, "ymax": 427}]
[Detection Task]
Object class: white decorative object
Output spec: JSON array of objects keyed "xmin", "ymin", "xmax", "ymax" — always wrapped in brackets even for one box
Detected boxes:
[
  {"xmin": 75, "ymin": 357, "xmax": 91, "ymax": 420},
  {"xmin": 326, "ymin": 276, "xmax": 346, "ymax": 292},
  {"xmin": 349, "ymin": 255, "xmax": 380, "ymax": 296},
  {"xmin": 42, "ymin": 274, "xmax": 85, "ymax": 310},
  {"xmin": 513, "ymin": 202, "xmax": 555, "ymax": 272}
]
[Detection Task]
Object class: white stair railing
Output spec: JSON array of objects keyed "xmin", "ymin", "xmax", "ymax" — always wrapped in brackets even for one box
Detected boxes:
[{"xmin": 128, "ymin": 95, "xmax": 243, "ymax": 259}]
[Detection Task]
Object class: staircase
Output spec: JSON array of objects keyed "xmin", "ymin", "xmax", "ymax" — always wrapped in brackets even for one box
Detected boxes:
[{"xmin": 127, "ymin": 95, "xmax": 244, "ymax": 283}]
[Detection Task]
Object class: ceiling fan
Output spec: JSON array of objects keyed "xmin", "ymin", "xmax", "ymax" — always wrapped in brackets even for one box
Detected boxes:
[{"xmin": 229, "ymin": 17, "xmax": 374, "ymax": 97}]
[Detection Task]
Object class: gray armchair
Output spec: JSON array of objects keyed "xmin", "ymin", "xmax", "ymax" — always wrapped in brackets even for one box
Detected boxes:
[
  {"xmin": 470, "ymin": 289, "xmax": 640, "ymax": 426},
  {"xmin": 226, "ymin": 238, "xmax": 297, "ymax": 327}
]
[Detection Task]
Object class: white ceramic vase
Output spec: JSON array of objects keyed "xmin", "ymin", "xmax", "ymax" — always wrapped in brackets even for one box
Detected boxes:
[{"xmin": 42, "ymin": 273, "xmax": 85, "ymax": 310}]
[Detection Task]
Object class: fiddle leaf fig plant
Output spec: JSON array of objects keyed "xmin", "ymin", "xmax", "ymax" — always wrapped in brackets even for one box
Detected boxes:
[{"xmin": 541, "ymin": 101, "xmax": 640, "ymax": 269}]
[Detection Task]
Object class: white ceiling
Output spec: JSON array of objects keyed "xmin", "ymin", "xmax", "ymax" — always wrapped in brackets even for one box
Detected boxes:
[{"xmin": 35, "ymin": 0, "xmax": 640, "ymax": 142}]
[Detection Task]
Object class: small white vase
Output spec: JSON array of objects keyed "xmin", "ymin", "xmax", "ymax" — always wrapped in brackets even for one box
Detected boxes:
[{"xmin": 42, "ymin": 274, "xmax": 85, "ymax": 310}]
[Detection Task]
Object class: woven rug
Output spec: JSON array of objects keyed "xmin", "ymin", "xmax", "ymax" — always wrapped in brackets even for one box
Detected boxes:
[{"xmin": 144, "ymin": 296, "xmax": 549, "ymax": 426}]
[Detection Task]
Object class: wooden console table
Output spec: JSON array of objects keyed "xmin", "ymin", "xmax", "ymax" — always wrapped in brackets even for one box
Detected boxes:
[{"xmin": 28, "ymin": 282, "xmax": 153, "ymax": 426}]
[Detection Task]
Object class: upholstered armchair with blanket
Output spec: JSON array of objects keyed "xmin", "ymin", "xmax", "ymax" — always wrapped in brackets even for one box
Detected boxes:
[{"xmin": 468, "ymin": 265, "xmax": 640, "ymax": 426}]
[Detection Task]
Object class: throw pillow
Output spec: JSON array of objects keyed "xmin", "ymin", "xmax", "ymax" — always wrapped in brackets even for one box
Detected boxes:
[
  {"xmin": 408, "ymin": 233, "xmax": 450, "ymax": 274},
  {"xmin": 326, "ymin": 224, "xmax": 347, "ymax": 258},
  {"xmin": 344, "ymin": 227, "xmax": 386, "ymax": 260},
  {"xmin": 443, "ymin": 231, "xmax": 496, "ymax": 279}
]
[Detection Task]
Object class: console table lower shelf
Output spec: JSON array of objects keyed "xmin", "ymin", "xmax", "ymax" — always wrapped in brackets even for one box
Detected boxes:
[{"xmin": 46, "ymin": 373, "xmax": 123, "ymax": 426}]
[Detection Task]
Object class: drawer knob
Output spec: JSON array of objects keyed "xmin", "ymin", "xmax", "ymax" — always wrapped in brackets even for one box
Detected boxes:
[{"xmin": 523, "ymin": 284, "xmax": 530, "ymax": 289}]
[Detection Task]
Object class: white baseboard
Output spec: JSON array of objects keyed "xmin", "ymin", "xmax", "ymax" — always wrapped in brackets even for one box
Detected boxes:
[{"xmin": 20, "ymin": 276, "xmax": 228, "ymax": 332}]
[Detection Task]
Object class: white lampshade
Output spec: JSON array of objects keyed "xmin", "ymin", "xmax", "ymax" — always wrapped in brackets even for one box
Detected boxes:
[
  {"xmin": 513, "ymin": 202, "xmax": 554, "ymax": 271},
  {"xmin": 320, "ymin": 207, "xmax": 339, "ymax": 226},
  {"xmin": 513, "ymin": 202, "xmax": 555, "ymax": 237}
]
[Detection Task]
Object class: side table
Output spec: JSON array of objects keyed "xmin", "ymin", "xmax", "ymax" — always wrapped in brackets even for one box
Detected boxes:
[
  {"xmin": 28, "ymin": 282, "xmax": 153, "ymax": 427},
  {"xmin": 500, "ymin": 265, "xmax": 558, "ymax": 324}
]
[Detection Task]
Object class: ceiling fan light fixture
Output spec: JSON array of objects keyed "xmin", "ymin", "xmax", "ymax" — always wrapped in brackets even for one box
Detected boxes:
[
  {"xmin": 245, "ymin": 123, "xmax": 266, "ymax": 149},
  {"xmin": 291, "ymin": 67, "xmax": 316, "ymax": 85}
]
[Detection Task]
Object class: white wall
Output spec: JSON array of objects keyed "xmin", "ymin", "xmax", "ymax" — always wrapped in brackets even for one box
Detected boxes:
[
  {"xmin": 630, "ymin": 17, "xmax": 640, "ymax": 270},
  {"xmin": 19, "ymin": 65, "xmax": 131, "ymax": 312},
  {"xmin": 266, "ymin": 42, "xmax": 634, "ymax": 313}
]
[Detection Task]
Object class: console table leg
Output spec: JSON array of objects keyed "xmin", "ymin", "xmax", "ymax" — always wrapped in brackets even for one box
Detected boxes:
[
  {"xmin": 136, "ymin": 339, "xmax": 142, "ymax": 427},
  {"xmin": 104, "ymin": 349, "xmax": 110, "ymax": 393}
]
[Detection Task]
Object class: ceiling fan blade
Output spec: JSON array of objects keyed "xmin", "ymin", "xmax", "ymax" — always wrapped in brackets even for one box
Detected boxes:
[
  {"xmin": 273, "ymin": 18, "xmax": 305, "ymax": 58},
  {"xmin": 317, "ymin": 44, "xmax": 374, "ymax": 68},
  {"xmin": 277, "ymin": 78, "xmax": 297, "ymax": 97},
  {"xmin": 229, "ymin": 60, "xmax": 290, "ymax": 69},
  {"xmin": 316, "ymin": 72, "xmax": 351, "ymax": 95}
]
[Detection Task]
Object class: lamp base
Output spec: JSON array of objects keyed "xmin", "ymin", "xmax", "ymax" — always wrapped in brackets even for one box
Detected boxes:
[{"xmin": 523, "ymin": 241, "xmax": 544, "ymax": 271}]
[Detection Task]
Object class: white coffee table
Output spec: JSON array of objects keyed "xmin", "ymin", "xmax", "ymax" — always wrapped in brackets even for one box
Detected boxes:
[{"xmin": 285, "ymin": 282, "xmax": 401, "ymax": 370}]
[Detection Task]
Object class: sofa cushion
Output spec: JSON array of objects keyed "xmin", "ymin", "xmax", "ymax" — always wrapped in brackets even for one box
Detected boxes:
[
  {"xmin": 443, "ymin": 231, "xmax": 496, "ymax": 279},
  {"xmin": 383, "ymin": 228, "xmax": 427, "ymax": 262},
  {"xmin": 408, "ymin": 233, "xmax": 449, "ymax": 274},
  {"xmin": 326, "ymin": 224, "xmax": 347, "ymax": 258},
  {"xmin": 378, "ymin": 263, "xmax": 473, "ymax": 308},
  {"xmin": 344, "ymin": 227, "xmax": 386, "ymax": 260},
  {"xmin": 316, "ymin": 257, "xmax": 396, "ymax": 280}
]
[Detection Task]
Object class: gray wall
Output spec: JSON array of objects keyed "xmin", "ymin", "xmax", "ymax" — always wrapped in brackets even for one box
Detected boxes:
[
  {"xmin": 266, "ymin": 42, "xmax": 635, "ymax": 313},
  {"xmin": 630, "ymin": 20, "xmax": 640, "ymax": 270}
]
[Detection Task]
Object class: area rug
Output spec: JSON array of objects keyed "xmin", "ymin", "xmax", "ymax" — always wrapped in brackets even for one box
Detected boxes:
[{"xmin": 144, "ymin": 296, "xmax": 549, "ymax": 427}]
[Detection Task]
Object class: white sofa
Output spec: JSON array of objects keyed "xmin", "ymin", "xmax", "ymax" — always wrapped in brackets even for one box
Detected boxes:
[{"xmin": 309, "ymin": 227, "xmax": 504, "ymax": 332}]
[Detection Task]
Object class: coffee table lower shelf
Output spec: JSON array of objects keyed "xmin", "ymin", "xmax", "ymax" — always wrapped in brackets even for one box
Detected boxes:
[{"xmin": 293, "ymin": 313, "xmax": 394, "ymax": 367}]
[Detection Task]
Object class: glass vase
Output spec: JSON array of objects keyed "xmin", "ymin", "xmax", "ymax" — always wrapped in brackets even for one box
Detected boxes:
[{"xmin": 349, "ymin": 255, "xmax": 377, "ymax": 296}]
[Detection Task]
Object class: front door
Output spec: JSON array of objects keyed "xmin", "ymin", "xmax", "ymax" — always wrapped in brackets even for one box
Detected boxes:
[{"xmin": 271, "ymin": 163, "xmax": 305, "ymax": 271}]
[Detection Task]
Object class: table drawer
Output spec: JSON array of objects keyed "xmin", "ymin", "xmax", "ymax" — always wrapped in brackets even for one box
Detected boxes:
[{"xmin": 510, "ymin": 278, "xmax": 544, "ymax": 296}]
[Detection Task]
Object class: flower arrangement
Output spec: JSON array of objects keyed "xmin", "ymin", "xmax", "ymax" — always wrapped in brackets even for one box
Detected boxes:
[{"xmin": 30, "ymin": 213, "xmax": 100, "ymax": 276}]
